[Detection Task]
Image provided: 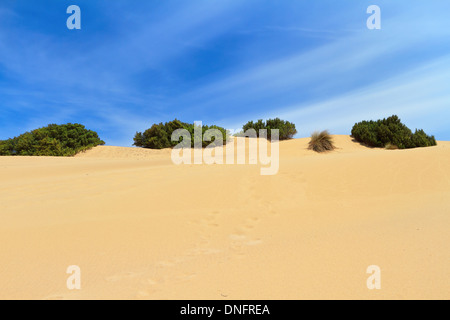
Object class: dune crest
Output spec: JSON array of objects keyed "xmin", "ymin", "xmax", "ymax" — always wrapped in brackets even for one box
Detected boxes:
[{"xmin": 0, "ymin": 136, "xmax": 449, "ymax": 299}]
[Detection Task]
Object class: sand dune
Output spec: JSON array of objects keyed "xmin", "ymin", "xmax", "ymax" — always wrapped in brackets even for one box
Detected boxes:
[{"xmin": 0, "ymin": 136, "xmax": 449, "ymax": 300}]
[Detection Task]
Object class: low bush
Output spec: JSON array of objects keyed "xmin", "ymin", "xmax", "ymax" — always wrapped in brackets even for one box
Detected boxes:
[
  {"xmin": 351, "ymin": 115, "xmax": 436, "ymax": 149},
  {"xmin": 308, "ymin": 130, "xmax": 335, "ymax": 152},
  {"xmin": 134, "ymin": 119, "xmax": 229, "ymax": 149},
  {"xmin": 241, "ymin": 118, "xmax": 297, "ymax": 140},
  {"xmin": 0, "ymin": 123, "xmax": 105, "ymax": 156}
]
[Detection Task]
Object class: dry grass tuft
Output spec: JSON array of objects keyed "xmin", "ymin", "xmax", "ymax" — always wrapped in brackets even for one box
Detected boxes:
[
  {"xmin": 385, "ymin": 143, "xmax": 399, "ymax": 150},
  {"xmin": 308, "ymin": 130, "xmax": 336, "ymax": 153}
]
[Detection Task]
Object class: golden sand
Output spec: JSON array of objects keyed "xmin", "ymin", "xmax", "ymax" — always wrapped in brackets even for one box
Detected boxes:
[{"xmin": 0, "ymin": 136, "xmax": 448, "ymax": 299}]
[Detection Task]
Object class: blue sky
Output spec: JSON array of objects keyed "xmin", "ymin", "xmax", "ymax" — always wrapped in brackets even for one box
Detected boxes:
[{"xmin": 1, "ymin": 0, "xmax": 449, "ymax": 146}]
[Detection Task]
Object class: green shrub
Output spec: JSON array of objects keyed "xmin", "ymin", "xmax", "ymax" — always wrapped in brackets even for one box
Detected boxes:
[
  {"xmin": 134, "ymin": 119, "xmax": 229, "ymax": 149},
  {"xmin": 411, "ymin": 129, "xmax": 436, "ymax": 147},
  {"xmin": 0, "ymin": 123, "xmax": 105, "ymax": 156},
  {"xmin": 134, "ymin": 119, "xmax": 184, "ymax": 149},
  {"xmin": 308, "ymin": 130, "xmax": 336, "ymax": 153},
  {"xmin": 241, "ymin": 118, "xmax": 297, "ymax": 140},
  {"xmin": 351, "ymin": 115, "xmax": 436, "ymax": 149}
]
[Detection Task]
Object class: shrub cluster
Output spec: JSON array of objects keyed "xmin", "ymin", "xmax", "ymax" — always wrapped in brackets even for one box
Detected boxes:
[
  {"xmin": 308, "ymin": 130, "xmax": 335, "ymax": 153},
  {"xmin": 241, "ymin": 118, "xmax": 297, "ymax": 140},
  {"xmin": 0, "ymin": 123, "xmax": 105, "ymax": 156},
  {"xmin": 351, "ymin": 115, "xmax": 436, "ymax": 149},
  {"xmin": 133, "ymin": 119, "xmax": 229, "ymax": 149},
  {"xmin": 1, "ymin": 115, "xmax": 437, "ymax": 155}
]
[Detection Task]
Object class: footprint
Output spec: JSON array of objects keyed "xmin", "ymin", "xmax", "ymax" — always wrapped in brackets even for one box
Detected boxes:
[
  {"xmin": 189, "ymin": 248, "xmax": 222, "ymax": 255},
  {"xmin": 155, "ymin": 261, "xmax": 176, "ymax": 268},
  {"xmin": 106, "ymin": 271, "xmax": 141, "ymax": 282},
  {"xmin": 246, "ymin": 239, "xmax": 263, "ymax": 246},
  {"xmin": 176, "ymin": 273, "xmax": 197, "ymax": 283},
  {"xmin": 229, "ymin": 234, "xmax": 247, "ymax": 241}
]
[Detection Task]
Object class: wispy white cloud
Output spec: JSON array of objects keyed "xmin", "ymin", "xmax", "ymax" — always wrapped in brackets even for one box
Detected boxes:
[
  {"xmin": 1, "ymin": 1, "xmax": 449, "ymax": 145},
  {"xmin": 169, "ymin": 2, "xmax": 450, "ymax": 139},
  {"xmin": 0, "ymin": 0, "xmax": 252, "ymax": 145},
  {"xmin": 274, "ymin": 55, "xmax": 450, "ymax": 137}
]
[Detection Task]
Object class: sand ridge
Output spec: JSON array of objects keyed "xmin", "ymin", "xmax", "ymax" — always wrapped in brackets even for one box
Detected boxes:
[{"xmin": 0, "ymin": 136, "xmax": 449, "ymax": 299}]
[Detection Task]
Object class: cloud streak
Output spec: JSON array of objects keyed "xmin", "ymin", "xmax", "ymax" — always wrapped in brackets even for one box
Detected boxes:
[{"xmin": 0, "ymin": 1, "xmax": 449, "ymax": 145}]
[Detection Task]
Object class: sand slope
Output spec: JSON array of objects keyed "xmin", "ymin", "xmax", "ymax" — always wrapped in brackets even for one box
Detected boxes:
[{"xmin": 0, "ymin": 136, "xmax": 449, "ymax": 299}]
